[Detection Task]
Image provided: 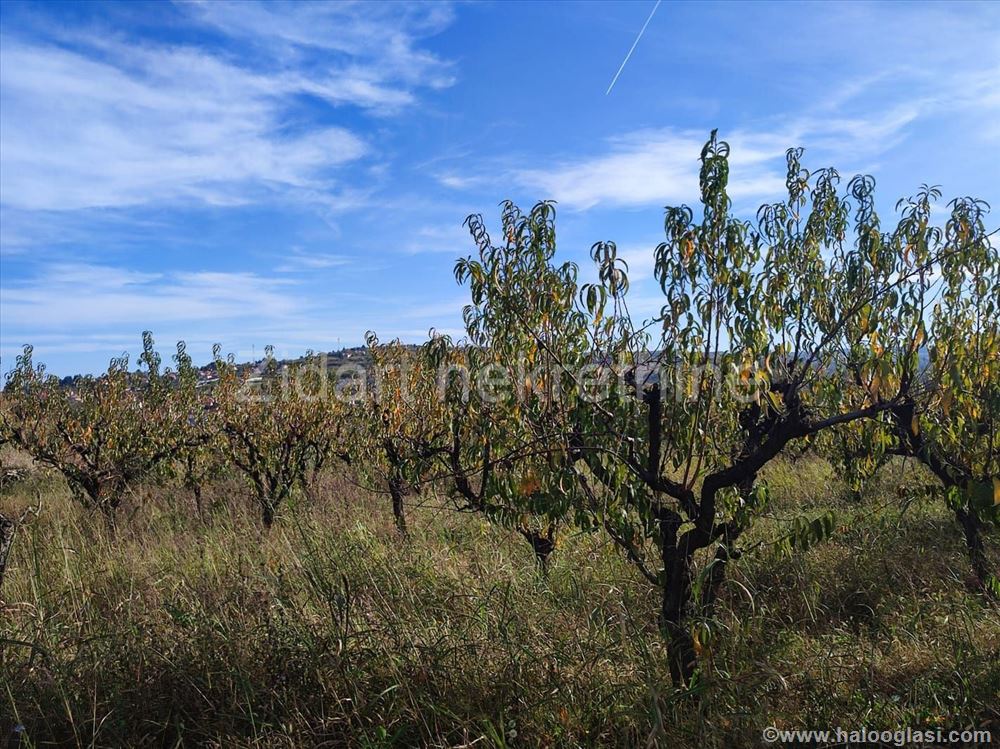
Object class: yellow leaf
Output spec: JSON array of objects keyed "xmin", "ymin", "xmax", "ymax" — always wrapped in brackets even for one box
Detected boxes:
[
  {"xmin": 910, "ymin": 413, "xmax": 920, "ymax": 436},
  {"xmin": 994, "ymin": 477, "xmax": 1000, "ymax": 507},
  {"xmin": 869, "ymin": 374, "xmax": 881, "ymax": 399}
]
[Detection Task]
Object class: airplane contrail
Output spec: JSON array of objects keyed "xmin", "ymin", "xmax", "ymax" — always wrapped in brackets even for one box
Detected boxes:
[{"xmin": 606, "ymin": 0, "xmax": 662, "ymax": 95}]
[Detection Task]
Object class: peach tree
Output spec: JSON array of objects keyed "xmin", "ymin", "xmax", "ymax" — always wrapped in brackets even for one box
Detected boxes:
[
  {"xmin": 211, "ymin": 346, "xmax": 344, "ymax": 527},
  {"xmin": 1, "ymin": 333, "xmax": 202, "ymax": 522},
  {"xmin": 827, "ymin": 185, "xmax": 998, "ymax": 592},
  {"xmin": 454, "ymin": 133, "xmax": 991, "ymax": 685}
]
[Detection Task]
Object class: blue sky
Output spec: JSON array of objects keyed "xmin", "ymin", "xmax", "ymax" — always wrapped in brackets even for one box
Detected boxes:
[{"xmin": 1, "ymin": 0, "xmax": 998, "ymax": 375}]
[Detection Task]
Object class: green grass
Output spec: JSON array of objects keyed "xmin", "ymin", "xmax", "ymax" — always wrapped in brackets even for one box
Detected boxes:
[{"xmin": 1, "ymin": 453, "xmax": 998, "ymax": 747}]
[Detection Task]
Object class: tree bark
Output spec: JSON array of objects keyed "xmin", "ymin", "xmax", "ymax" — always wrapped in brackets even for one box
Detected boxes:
[
  {"xmin": 261, "ymin": 499, "xmax": 276, "ymax": 528},
  {"xmin": 658, "ymin": 510, "xmax": 697, "ymax": 687},
  {"xmin": 192, "ymin": 483, "xmax": 204, "ymax": 519},
  {"xmin": 389, "ymin": 478, "xmax": 407, "ymax": 536},
  {"xmin": 700, "ymin": 477, "xmax": 753, "ymax": 616},
  {"xmin": 700, "ymin": 528, "xmax": 743, "ymax": 617},
  {"xmin": 518, "ymin": 524, "xmax": 557, "ymax": 574},
  {"xmin": 891, "ymin": 401, "xmax": 995, "ymax": 595},
  {"xmin": 955, "ymin": 507, "xmax": 991, "ymax": 591}
]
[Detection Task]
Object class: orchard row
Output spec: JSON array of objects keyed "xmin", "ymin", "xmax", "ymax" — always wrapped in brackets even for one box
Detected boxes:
[{"xmin": 3, "ymin": 134, "xmax": 997, "ymax": 686}]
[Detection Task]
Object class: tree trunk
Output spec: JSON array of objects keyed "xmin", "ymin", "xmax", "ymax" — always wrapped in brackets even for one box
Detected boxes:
[
  {"xmin": 658, "ymin": 511, "xmax": 697, "ymax": 687},
  {"xmin": 891, "ymin": 402, "xmax": 995, "ymax": 595},
  {"xmin": 518, "ymin": 524, "xmax": 557, "ymax": 574},
  {"xmin": 261, "ymin": 499, "xmax": 276, "ymax": 528},
  {"xmin": 0, "ymin": 513, "xmax": 15, "ymax": 595},
  {"xmin": 700, "ymin": 537, "xmax": 738, "ymax": 616},
  {"xmin": 662, "ymin": 554, "xmax": 698, "ymax": 687},
  {"xmin": 955, "ymin": 507, "xmax": 993, "ymax": 594},
  {"xmin": 99, "ymin": 502, "xmax": 119, "ymax": 533},
  {"xmin": 389, "ymin": 479, "xmax": 407, "ymax": 536},
  {"xmin": 701, "ymin": 478, "xmax": 753, "ymax": 616},
  {"xmin": 192, "ymin": 483, "xmax": 204, "ymax": 520}
]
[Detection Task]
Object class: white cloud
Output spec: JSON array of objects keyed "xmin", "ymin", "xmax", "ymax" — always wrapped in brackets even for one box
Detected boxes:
[
  {"xmin": 397, "ymin": 295, "xmax": 469, "ymax": 320},
  {"xmin": 0, "ymin": 263, "xmax": 299, "ymax": 330},
  {"xmin": 613, "ymin": 243, "xmax": 661, "ymax": 283},
  {"xmin": 505, "ymin": 107, "xmax": 926, "ymax": 211},
  {"xmin": 439, "ymin": 52, "xmax": 1000, "ymax": 213},
  {"xmin": 513, "ymin": 130, "xmax": 702, "ymax": 211},
  {"xmin": 185, "ymin": 0, "xmax": 456, "ymax": 91},
  {"xmin": 274, "ymin": 249, "xmax": 353, "ymax": 273},
  {"xmin": 402, "ymin": 223, "xmax": 474, "ymax": 255},
  {"xmin": 0, "ymin": 39, "xmax": 367, "ymax": 211},
  {"xmin": 0, "ymin": 260, "xmax": 471, "ymax": 369},
  {"xmin": 436, "ymin": 174, "xmax": 483, "ymax": 190},
  {"xmin": 0, "ymin": 2, "xmax": 456, "ymax": 212}
]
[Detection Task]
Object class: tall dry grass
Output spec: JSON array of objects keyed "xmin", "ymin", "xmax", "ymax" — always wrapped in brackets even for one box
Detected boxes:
[{"xmin": 1, "ymin": 453, "xmax": 998, "ymax": 747}]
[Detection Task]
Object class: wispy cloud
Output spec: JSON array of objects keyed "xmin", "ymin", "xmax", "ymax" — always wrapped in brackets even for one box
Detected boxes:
[
  {"xmin": 2, "ymin": 0, "xmax": 996, "ymax": 376},
  {"xmin": 439, "ymin": 57, "xmax": 999, "ymax": 212},
  {"xmin": 0, "ymin": 261, "xmax": 469, "ymax": 368},
  {"xmin": 457, "ymin": 107, "xmax": 923, "ymax": 211},
  {"xmin": 0, "ymin": 38, "xmax": 367, "ymax": 211},
  {"xmin": 0, "ymin": 263, "xmax": 299, "ymax": 332},
  {"xmin": 186, "ymin": 0, "xmax": 456, "ymax": 93},
  {"xmin": 402, "ymin": 224, "xmax": 474, "ymax": 255},
  {"xmin": 274, "ymin": 249, "xmax": 353, "ymax": 273},
  {"xmin": 0, "ymin": 2, "xmax": 456, "ymax": 213}
]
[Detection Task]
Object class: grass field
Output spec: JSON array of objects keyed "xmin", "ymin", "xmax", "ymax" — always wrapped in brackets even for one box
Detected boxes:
[{"xmin": 2, "ymin": 450, "xmax": 998, "ymax": 747}]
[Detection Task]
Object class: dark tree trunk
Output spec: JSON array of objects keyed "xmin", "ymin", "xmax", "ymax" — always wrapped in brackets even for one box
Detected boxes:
[
  {"xmin": 518, "ymin": 524, "xmax": 557, "ymax": 574},
  {"xmin": 658, "ymin": 511, "xmax": 697, "ymax": 687},
  {"xmin": 700, "ymin": 477, "xmax": 753, "ymax": 616},
  {"xmin": 0, "ymin": 513, "xmax": 15, "ymax": 595},
  {"xmin": 383, "ymin": 438, "xmax": 408, "ymax": 536},
  {"xmin": 389, "ymin": 479, "xmax": 407, "ymax": 536},
  {"xmin": 955, "ymin": 507, "xmax": 992, "ymax": 592},
  {"xmin": 192, "ymin": 483, "xmax": 204, "ymax": 519},
  {"xmin": 891, "ymin": 401, "xmax": 995, "ymax": 595},
  {"xmin": 261, "ymin": 499, "xmax": 276, "ymax": 528},
  {"xmin": 700, "ymin": 533, "xmax": 739, "ymax": 616},
  {"xmin": 662, "ymin": 555, "xmax": 698, "ymax": 687}
]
